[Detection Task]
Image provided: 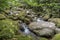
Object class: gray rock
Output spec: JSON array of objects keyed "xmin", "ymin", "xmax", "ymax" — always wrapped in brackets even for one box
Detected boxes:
[
  {"xmin": 29, "ymin": 19, "xmax": 56, "ymax": 37},
  {"xmin": 29, "ymin": 21, "xmax": 56, "ymax": 30}
]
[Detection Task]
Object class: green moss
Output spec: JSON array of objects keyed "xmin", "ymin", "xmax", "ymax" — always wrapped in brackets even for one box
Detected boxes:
[
  {"xmin": 18, "ymin": 35, "xmax": 33, "ymax": 40},
  {"xmin": 52, "ymin": 34, "xmax": 60, "ymax": 40},
  {"xmin": 40, "ymin": 37, "xmax": 48, "ymax": 40},
  {"xmin": 11, "ymin": 35, "xmax": 33, "ymax": 40},
  {"xmin": 0, "ymin": 19, "xmax": 18, "ymax": 39}
]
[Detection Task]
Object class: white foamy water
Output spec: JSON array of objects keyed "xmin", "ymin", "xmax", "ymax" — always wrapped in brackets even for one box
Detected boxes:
[
  {"xmin": 24, "ymin": 28, "xmax": 30, "ymax": 34},
  {"xmin": 21, "ymin": 23, "xmax": 30, "ymax": 34}
]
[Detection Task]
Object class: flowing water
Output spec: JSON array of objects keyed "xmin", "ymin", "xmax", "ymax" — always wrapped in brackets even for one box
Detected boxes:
[{"xmin": 19, "ymin": 21, "xmax": 40, "ymax": 40}]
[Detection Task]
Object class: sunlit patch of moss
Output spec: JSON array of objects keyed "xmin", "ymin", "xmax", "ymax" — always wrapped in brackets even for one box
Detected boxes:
[{"xmin": 52, "ymin": 34, "xmax": 60, "ymax": 40}]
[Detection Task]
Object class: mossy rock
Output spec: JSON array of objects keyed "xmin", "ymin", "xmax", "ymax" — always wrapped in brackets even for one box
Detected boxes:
[
  {"xmin": 0, "ymin": 19, "xmax": 18, "ymax": 39},
  {"xmin": 18, "ymin": 10, "xmax": 26, "ymax": 19},
  {"xmin": 0, "ymin": 14, "xmax": 6, "ymax": 20},
  {"xmin": 6, "ymin": 14, "xmax": 19, "ymax": 20},
  {"xmin": 43, "ymin": 14, "xmax": 50, "ymax": 21},
  {"xmin": 9, "ymin": 16, "xmax": 18, "ymax": 20},
  {"xmin": 48, "ymin": 18, "xmax": 60, "ymax": 28},
  {"xmin": 7, "ymin": 10, "xmax": 26, "ymax": 20},
  {"xmin": 18, "ymin": 11, "xmax": 31, "ymax": 24},
  {"xmin": 4, "ymin": 10, "xmax": 10, "ymax": 13},
  {"xmin": 52, "ymin": 34, "xmax": 60, "ymax": 40}
]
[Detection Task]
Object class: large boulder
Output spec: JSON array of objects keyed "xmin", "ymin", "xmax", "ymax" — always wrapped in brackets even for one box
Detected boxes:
[{"xmin": 29, "ymin": 20, "xmax": 56, "ymax": 37}]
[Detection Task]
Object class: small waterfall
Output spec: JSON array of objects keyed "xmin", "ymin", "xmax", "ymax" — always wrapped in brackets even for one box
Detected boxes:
[
  {"xmin": 23, "ymin": 23, "xmax": 30, "ymax": 34},
  {"xmin": 19, "ymin": 21, "xmax": 40, "ymax": 40},
  {"xmin": 19, "ymin": 22, "xmax": 30, "ymax": 35}
]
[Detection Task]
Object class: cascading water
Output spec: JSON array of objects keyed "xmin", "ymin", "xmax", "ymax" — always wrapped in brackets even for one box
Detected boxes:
[
  {"xmin": 19, "ymin": 21, "xmax": 31, "ymax": 35},
  {"xmin": 21, "ymin": 23, "xmax": 30, "ymax": 34},
  {"xmin": 19, "ymin": 21, "xmax": 40, "ymax": 40}
]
